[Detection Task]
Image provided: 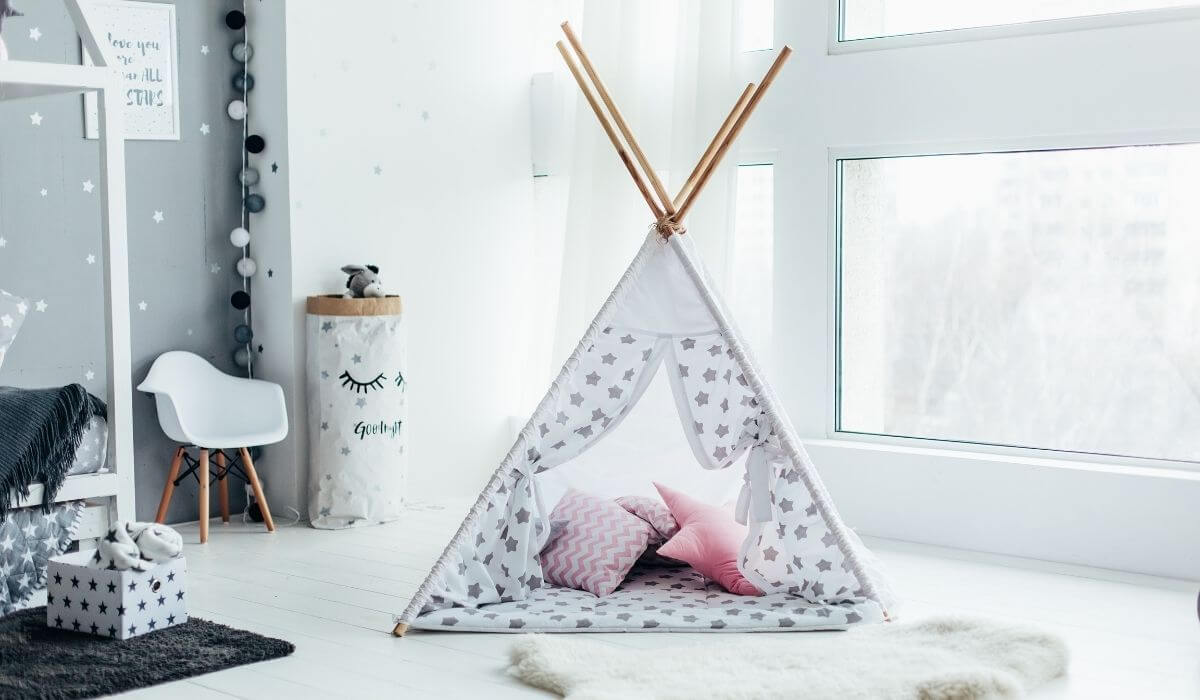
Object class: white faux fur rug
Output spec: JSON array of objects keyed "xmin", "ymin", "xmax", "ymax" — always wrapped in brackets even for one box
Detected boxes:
[{"xmin": 508, "ymin": 616, "xmax": 1068, "ymax": 699}]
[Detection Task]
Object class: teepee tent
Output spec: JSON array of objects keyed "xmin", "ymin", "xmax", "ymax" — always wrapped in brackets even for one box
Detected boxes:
[{"xmin": 393, "ymin": 24, "xmax": 895, "ymax": 635}]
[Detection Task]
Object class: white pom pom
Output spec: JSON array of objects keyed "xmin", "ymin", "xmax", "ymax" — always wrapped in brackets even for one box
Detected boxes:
[
  {"xmin": 237, "ymin": 257, "xmax": 258, "ymax": 277},
  {"xmin": 230, "ymin": 227, "xmax": 250, "ymax": 247},
  {"xmin": 227, "ymin": 99, "xmax": 248, "ymax": 120}
]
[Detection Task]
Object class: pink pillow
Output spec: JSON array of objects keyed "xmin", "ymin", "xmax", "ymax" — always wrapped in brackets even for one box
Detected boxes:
[
  {"xmin": 541, "ymin": 489, "xmax": 653, "ymax": 596},
  {"xmin": 653, "ymin": 482, "xmax": 762, "ymax": 596}
]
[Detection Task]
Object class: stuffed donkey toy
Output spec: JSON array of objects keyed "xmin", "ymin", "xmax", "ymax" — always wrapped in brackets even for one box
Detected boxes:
[{"xmin": 342, "ymin": 264, "xmax": 384, "ymax": 298}]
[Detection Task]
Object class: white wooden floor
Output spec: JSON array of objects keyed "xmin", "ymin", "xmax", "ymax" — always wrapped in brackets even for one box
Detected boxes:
[{"xmin": 108, "ymin": 503, "xmax": 1198, "ymax": 699}]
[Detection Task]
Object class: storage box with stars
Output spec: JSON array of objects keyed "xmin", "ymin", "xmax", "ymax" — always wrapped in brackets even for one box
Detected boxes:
[{"xmin": 45, "ymin": 550, "xmax": 187, "ymax": 640}]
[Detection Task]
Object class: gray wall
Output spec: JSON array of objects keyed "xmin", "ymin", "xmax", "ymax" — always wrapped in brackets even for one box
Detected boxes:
[{"xmin": 0, "ymin": 0, "xmax": 252, "ymax": 523}]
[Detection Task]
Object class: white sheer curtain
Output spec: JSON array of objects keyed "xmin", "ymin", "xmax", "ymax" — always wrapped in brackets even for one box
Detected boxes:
[{"xmin": 524, "ymin": 0, "xmax": 743, "ymax": 411}]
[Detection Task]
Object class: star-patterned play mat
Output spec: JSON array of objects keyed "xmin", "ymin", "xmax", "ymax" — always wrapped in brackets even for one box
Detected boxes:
[{"xmin": 412, "ymin": 562, "xmax": 882, "ymax": 633}]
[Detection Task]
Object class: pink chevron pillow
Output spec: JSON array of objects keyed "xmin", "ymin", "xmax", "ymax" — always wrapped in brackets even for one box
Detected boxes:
[
  {"xmin": 541, "ymin": 489, "xmax": 653, "ymax": 597},
  {"xmin": 654, "ymin": 482, "xmax": 762, "ymax": 596}
]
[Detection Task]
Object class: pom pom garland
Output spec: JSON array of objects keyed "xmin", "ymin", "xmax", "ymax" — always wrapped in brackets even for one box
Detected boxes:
[{"xmin": 230, "ymin": 227, "xmax": 251, "ymax": 247}]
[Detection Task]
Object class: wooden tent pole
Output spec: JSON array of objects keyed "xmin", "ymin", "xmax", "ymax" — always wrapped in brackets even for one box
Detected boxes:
[
  {"xmin": 556, "ymin": 40, "xmax": 664, "ymax": 221},
  {"xmin": 675, "ymin": 46, "xmax": 793, "ymax": 222},
  {"xmin": 674, "ymin": 83, "xmax": 756, "ymax": 209},
  {"xmin": 560, "ymin": 21, "xmax": 674, "ymax": 217}
]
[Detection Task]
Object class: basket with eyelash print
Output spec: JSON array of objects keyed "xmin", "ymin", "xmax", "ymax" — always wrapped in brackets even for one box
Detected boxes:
[{"xmin": 306, "ymin": 295, "xmax": 407, "ymax": 529}]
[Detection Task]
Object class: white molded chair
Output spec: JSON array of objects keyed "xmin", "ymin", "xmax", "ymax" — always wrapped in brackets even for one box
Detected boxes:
[{"xmin": 137, "ymin": 351, "xmax": 287, "ymax": 542}]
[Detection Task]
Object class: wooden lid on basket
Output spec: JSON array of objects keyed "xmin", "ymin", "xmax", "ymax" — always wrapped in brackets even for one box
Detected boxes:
[{"xmin": 306, "ymin": 295, "xmax": 403, "ymax": 316}]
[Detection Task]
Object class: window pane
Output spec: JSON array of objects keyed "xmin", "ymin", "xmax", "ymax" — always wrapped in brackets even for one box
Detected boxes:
[
  {"xmin": 740, "ymin": 0, "xmax": 774, "ymax": 51},
  {"xmin": 730, "ymin": 164, "xmax": 774, "ymax": 358},
  {"xmin": 841, "ymin": 0, "xmax": 1199, "ymax": 40},
  {"xmin": 837, "ymin": 145, "xmax": 1200, "ymax": 462}
]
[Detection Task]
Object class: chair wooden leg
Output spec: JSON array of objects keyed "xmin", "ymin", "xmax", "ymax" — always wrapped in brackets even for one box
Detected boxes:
[
  {"xmin": 154, "ymin": 447, "xmax": 185, "ymax": 524},
  {"xmin": 239, "ymin": 447, "xmax": 275, "ymax": 533},
  {"xmin": 198, "ymin": 449, "xmax": 210, "ymax": 544},
  {"xmin": 215, "ymin": 450, "xmax": 230, "ymax": 524}
]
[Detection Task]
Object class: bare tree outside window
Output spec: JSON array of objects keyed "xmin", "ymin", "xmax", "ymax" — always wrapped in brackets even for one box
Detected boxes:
[{"xmin": 838, "ymin": 145, "xmax": 1200, "ymax": 462}]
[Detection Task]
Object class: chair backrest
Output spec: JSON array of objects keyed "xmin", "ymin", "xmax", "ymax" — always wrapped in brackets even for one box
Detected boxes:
[{"xmin": 138, "ymin": 350, "xmax": 225, "ymax": 396}]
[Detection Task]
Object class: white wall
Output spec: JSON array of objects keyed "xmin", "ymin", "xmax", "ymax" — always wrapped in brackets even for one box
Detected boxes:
[{"xmin": 275, "ymin": 0, "xmax": 557, "ymax": 509}]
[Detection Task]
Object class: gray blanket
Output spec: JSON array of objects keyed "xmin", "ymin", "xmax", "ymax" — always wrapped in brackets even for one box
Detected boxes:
[{"xmin": 0, "ymin": 385, "xmax": 105, "ymax": 517}]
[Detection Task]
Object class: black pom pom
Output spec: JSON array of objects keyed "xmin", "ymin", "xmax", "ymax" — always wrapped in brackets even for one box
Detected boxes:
[
  {"xmin": 245, "ymin": 134, "xmax": 266, "ymax": 153},
  {"xmin": 231, "ymin": 290, "xmax": 251, "ymax": 310},
  {"xmin": 225, "ymin": 10, "xmax": 246, "ymax": 30}
]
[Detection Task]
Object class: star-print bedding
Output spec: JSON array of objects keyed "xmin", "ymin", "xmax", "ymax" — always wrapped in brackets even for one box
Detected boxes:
[
  {"xmin": 411, "ymin": 561, "xmax": 883, "ymax": 632},
  {"xmin": 0, "ymin": 501, "xmax": 83, "ymax": 615},
  {"xmin": 67, "ymin": 417, "xmax": 108, "ymax": 476},
  {"xmin": 397, "ymin": 233, "xmax": 896, "ymax": 632}
]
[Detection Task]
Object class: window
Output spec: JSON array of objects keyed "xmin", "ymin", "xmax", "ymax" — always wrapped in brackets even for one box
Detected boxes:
[
  {"xmin": 730, "ymin": 164, "xmax": 775, "ymax": 357},
  {"xmin": 740, "ymin": 0, "xmax": 774, "ymax": 51},
  {"xmin": 840, "ymin": 0, "xmax": 1200, "ymax": 40},
  {"xmin": 837, "ymin": 144, "xmax": 1200, "ymax": 463}
]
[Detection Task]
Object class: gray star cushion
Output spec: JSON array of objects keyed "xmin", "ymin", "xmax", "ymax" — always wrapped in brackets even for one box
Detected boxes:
[{"xmin": 1, "ymin": 502, "xmax": 83, "ymax": 614}]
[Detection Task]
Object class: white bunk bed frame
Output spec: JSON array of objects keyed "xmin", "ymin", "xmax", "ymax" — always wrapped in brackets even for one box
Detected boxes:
[{"xmin": 0, "ymin": 1, "xmax": 135, "ymax": 545}]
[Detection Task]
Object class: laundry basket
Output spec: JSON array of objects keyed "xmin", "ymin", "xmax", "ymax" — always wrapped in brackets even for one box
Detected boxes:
[{"xmin": 306, "ymin": 295, "xmax": 406, "ymax": 529}]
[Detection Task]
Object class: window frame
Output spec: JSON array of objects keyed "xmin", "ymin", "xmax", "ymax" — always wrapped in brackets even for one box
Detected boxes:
[
  {"xmin": 827, "ymin": 0, "xmax": 1200, "ymax": 54},
  {"xmin": 825, "ymin": 127, "xmax": 1200, "ymax": 473}
]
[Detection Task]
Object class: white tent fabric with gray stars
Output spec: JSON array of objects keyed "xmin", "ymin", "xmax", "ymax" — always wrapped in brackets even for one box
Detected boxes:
[
  {"xmin": 394, "ymin": 24, "xmax": 895, "ymax": 634},
  {"xmin": 393, "ymin": 231, "xmax": 896, "ymax": 634}
]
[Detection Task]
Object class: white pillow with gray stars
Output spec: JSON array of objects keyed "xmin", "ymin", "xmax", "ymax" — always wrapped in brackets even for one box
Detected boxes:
[{"xmin": 306, "ymin": 312, "xmax": 407, "ymax": 529}]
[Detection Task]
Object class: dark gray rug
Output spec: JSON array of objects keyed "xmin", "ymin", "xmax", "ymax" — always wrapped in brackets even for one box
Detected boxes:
[{"xmin": 0, "ymin": 607, "xmax": 294, "ymax": 699}]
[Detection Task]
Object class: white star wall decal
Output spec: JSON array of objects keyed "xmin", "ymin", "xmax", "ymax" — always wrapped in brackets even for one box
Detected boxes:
[
  {"xmin": 28, "ymin": 27, "xmax": 41, "ymax": 41},
  {"xmin": 200, "ymin": 44, "xmax": 209, "ymax": 55},
  {"xmin": 35, "ymin": 300, "xmax": 47, "ymax": 312},
  {"xmin": 200, "ymin": 123, "xmax": 210, "ymax": 135},
  {"xmin": 85, "ymin": 370, "xmax": 95, "ymax": 381},
  {"xmin": 39, "ymin": 188, "xmax": 47, "ymax": 197},
  {"xmin": 0, "ymin": 315, "xmax": 11, "ymax": 328},
  {"xmin": 210, "ymin": 263, "xmax": 221, "ymax": 274},
  {"xmin": 0, "ymin": 237, "xmax": 6, "ymax": 247},
  {"xmin": 82, "ymin": 180, "xmax": 95, "ymax": 193},
  {"xmin": 29, "ymin": 112, "xmax": 42, "ymax": 126},
  {"xmin": 15, "ymin": 301, "xmax": 26, "ymax": 315},
  {"xmin": 137, "ymin": 301, "xmax": 148, "ymax": 311},
  {"xmin": 152, "ymin": 211, "xmax": 164, "ymax": 223},
  {"xmin": 86, "ymin": 254, "xmax": 96, "ymax": 264}
]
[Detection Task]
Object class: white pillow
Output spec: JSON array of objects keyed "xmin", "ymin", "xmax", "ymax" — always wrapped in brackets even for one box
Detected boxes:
[{"xmin": 0, "ymin": 289, "xmax": 28, "ymax": 371}]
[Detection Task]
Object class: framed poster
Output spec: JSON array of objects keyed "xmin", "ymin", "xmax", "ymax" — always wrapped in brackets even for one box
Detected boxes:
[{"xmin": 81, "ymin": 0, "xmax": 180, "ymax": 141}]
